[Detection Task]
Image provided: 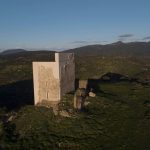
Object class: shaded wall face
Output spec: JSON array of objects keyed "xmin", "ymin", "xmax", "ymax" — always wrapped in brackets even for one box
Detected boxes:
[{"xmin": 59, "ymin": 53, "xmax": 75, "ymax": 96}]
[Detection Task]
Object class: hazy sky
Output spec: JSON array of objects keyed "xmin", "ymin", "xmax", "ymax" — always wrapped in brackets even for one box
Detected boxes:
[{"xmin": 0, "ymin": 0, "xmax": 150, "ymax": 50}]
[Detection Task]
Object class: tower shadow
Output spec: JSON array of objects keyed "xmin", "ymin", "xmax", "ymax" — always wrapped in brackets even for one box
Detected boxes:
[
  {"xmin": 0, "ymin": 72, "xmax": 131, "ymax": 110},
  {"xmin": 0, "ymin": 80, "xmax": 34, "ymax": 110},
  {"xmin": 75, "ymin": 72, "xmax": 130, "ymax": 93}
]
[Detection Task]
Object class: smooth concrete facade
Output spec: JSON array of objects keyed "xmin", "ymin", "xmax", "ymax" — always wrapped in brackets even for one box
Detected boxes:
[{"xmin": 33, "ymin": 53, "xmax": 75, "ymax": 105}]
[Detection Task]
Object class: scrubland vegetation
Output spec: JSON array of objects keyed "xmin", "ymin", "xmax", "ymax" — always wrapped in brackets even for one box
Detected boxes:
[{"xmin": 0, "ymin": 45, "xmax": 150, "ymax": 149}]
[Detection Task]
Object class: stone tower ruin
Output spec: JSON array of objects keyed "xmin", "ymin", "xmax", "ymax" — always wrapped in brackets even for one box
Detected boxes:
[{"xmin": 33, "ymin": 53, "xmax": 75, "ymax": 105}]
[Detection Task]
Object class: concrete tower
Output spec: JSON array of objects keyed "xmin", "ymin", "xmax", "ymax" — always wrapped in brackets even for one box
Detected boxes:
[{"xmin": 32, "ymin": 53, "xmax": 75, "ymax": 105}]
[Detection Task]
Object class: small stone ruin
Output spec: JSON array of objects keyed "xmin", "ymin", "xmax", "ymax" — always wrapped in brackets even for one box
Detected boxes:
[
  {"xmin": 74, "ymin": 88, "xmax": 87, "ymax": 110},
  {"xmin": 32, "ymin": 53, "xmax": 96, "ymax": 115}
]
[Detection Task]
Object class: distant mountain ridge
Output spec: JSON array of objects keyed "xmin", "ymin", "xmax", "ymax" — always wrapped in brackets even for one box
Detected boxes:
[
  {"xmin": 1, "ymin": 41, "xmax": 150, "ymax": 57},
  {"xmin": 64, "ymin": 41, "xmax": 150, "ymax": 57},
  {"xmin": 0, "ymin": 49, "xmax": 27, "ymax": 55}
]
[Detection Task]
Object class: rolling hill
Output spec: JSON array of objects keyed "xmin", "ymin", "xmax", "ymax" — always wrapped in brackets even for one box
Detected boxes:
[
  {"xmin": 0, "ymin": 49, "xmax": 27, "ymax": 55},
  {"xmin": 0, "ymin": 41, "xmax": 150, "ymax": 150},
  {"xmin": 65, "ymin": 41, "xmax": 150, "ymax": 57},
  {"xmin": 1, "ymin": 41, "xmax": 150, "ymax": 58}
]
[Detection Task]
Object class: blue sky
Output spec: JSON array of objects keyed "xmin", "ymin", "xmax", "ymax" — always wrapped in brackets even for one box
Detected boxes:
[{"xmin": 0, "ymin": 0, "xmax": 150, "ymax": 50}]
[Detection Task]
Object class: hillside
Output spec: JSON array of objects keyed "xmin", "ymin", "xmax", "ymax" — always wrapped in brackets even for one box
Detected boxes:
[
  {"xmin": 0, "ymin": 43, "xmax": 150, "ymax": 149},
  {"xmin": 65, "ymin": 41, "xmax": 150, "ymax": 57},
  {"xmin": 0, "ymin": 49, "xmax": 27, "ymax": 55},
  {"xmin": 0, "ymin": 51, "xmax": 55, "ymax": 85},
  {"xmin": 1, "ymin": 41, "xmax": 150, "ymax": 58}
]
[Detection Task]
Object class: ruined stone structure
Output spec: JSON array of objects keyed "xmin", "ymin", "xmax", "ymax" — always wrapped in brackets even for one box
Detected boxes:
[
  {"xmin": 74, "ymin": 88, "xmax": 87, "ymax": 110},
  {"xmin": 79, "ymin": 80, "xmax": 88, "ymax": 89},
  {"xmin": 33, "ymin": 53, "xmax": 75, "ymax": 105}
]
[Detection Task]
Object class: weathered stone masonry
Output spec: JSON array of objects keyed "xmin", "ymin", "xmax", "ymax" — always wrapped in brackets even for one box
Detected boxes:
[{"xmin": 33, "ymin": 53, "xmax": 75, "ymax": 105}]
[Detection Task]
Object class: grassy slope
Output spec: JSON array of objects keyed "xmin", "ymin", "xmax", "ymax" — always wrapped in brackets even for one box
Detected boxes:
[
  {"xmin": 1, "ymin": 82, "xmax": 150, "ymax": 150},
  {"xmin": 0, "ymin": 49, "xmax": 150, "ymax": 149},
  {"xmin": 76, "ymin": 56, "xmax": 150, "ymax": 80},
  {"xmin": 0, "ymin": 51, "xmax": 55, "ymax": 85}
]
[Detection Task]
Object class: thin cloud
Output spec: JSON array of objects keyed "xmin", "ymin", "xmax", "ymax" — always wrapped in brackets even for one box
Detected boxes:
[
  {"xmin": 71, "ymin": 41, "xmax": 90, "ymax": 44},
  {"xmin": 71, "ymin": 40, "xmax": 107, "ymax": 45},
  {"xmin": 118, "ymin": 34, "xmax": 134, "ymax": 42},
  {"xmin": 92, "ymin": 40, "xmax": 107, "ymax": 43},
  {"xmin": 119, "ymin": 34, "xmax": 134, "ymax": 38},
  {"xmin": 143, "ymin": 36, "xmax": 150, "ymax": 40}
]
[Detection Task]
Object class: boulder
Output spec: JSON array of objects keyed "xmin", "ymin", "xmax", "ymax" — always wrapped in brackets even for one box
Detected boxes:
[
  {"xmin": 84, "ymin": 101, "xmax": 90, "ymax": 106},
  {"xmin": 59, "ymin": 110, "xmax": 71, "ymax": 117},
  {"xmin": 89, "ymin": 92, "xmax": 96, "ymax": 97}
]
